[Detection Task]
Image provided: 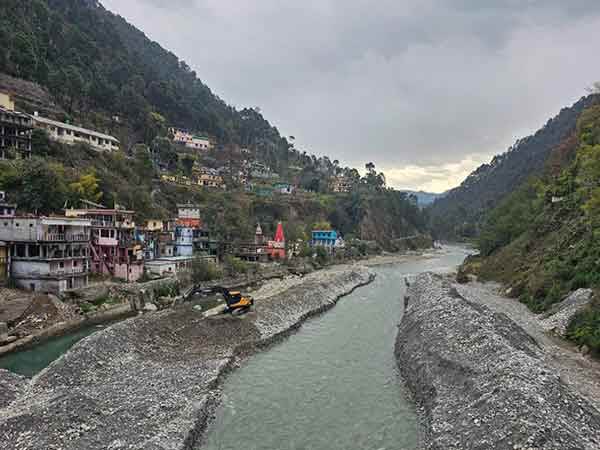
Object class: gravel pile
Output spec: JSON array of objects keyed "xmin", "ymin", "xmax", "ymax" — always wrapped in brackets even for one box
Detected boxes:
[
  {"xmin": 0, "ymin": 266, "xmax": 373, "ymax": 450},
  {"xmin": 396, "ymin": 273, "xmax": 600, "ymax": 450},
  {"xmin": 539, "ymin": 288, "xmax": 593, "ymax": 337}
]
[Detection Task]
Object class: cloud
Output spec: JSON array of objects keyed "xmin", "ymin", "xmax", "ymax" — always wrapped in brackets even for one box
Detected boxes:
[
  {"xmin": 383, "ymin": 153, "xmax": 493, "ymax": 193},
  {"xmin": 101, "ymin": 0, "xmax": 600, "ymax": 190}
]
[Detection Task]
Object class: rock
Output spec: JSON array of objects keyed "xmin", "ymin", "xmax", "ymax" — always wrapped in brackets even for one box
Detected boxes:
[
  {"xmin": 396, "ymin": 273, "xmax": 600, "ymax": 450},
  {"xmin": 142, "ymin": 303, "xmax": 158, "ymax": 312},
  {"xmin": 581, "ymin": 344, "xmax": 590, "ymax": 356},
  {"xmin": 0, "ymin": 322, "xmax": 7, "ymax": 335},
  {"xmin": 540, "ymin": 288, "xmax": 593, "ymax": 337},
  {"xmin": 0, "ymin": 335, "xmax": 17, "ymax": 345}
]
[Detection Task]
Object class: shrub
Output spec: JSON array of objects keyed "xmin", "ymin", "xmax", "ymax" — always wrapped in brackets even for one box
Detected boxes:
[
  {"xmin": 566, "ymin": 306, "xmax": 600, "ymax": 353},
  {"xmin": 191, "ymin": 258, "xmax": 222, "ymax": 283}
]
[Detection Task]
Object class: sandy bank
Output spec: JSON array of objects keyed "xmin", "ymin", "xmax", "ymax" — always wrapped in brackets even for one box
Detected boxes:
[{"xmin": 0, "ymin": 265, "xmax": 373, "ymax": 450}]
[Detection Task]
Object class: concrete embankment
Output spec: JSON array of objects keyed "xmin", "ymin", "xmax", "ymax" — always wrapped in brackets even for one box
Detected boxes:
[
  {"xmin": 0, "ymin": 265, "xmax": 373, "ymax": 450},
  {"xmin": 396, "ymin": 273, "xmax": 600, "ymax": 450}
]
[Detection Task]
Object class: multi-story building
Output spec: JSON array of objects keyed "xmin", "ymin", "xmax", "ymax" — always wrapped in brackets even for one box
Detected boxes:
[
  {"xmin": 169, "ymin": 128, "xmax": 212, "ymax": 151},
  {"xmin": 32, "ymin": 113, "xmax": 119, "ymax": 152},
  {"xmin": 177, "ymin": 204, "xmax": 202, "ymax": 229},
  {"xmin": 193, "ymin": 166, "xmax": 225, "ymax": 188},
  {"xmin": 0, "ymin": 92, "xmax": 33, "ymax": 159},
  {"xmin": 0, "ymin": 242, "xmax": 8, "ymax": 285},
  {"xmin": 0, "ymin": 215, "xmax": 92, "ymax": 294},
  {"xmin": 311, "ymin": 229, "xmax": 344, "ymax": 251},
  {"xmin": 65, "ymin": 206, "xmax": 143, "ymax": 282}
]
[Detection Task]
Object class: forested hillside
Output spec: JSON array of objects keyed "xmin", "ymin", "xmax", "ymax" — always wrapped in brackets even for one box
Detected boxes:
[
  {"xmin": 463, "ymin": 104, "xmax": 600, "ymax": 354},
  {"xmin": 0, "ymin": 0, "xmax": 429, "ymax": 250},
  {"xmin": 429, "ymin": 94, "xmax": 600, "ymax": 239}
]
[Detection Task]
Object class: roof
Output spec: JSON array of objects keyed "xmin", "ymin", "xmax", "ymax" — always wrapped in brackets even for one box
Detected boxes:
[
  {"xmin": 146, "ymin": 256, "xmax": 195, "ymax": 265},
  {"xmin": 33, "ymin": 116, "xmax": 119, "ymax": 143},
  {"xmin": 0, "ymin": 106, "xmax": 33, "ymax": 123},
  {"xmin": 192, "ymin": 135, "xmax": 210, "ymax": 141},
  {"xmin": 66, "ymin": 208, "xmax": 135, "ymax": 215}
]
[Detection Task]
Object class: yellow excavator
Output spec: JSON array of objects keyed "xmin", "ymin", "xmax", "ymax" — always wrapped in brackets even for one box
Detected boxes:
[{"xmin": 188, "ymin": 285, "xmax": 254, "ymax": 315}]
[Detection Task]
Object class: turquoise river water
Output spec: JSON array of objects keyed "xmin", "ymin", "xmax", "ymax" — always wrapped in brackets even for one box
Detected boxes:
[{"xmin": 200, "ymin": 246, "xmax": 471, "ymax": 450}]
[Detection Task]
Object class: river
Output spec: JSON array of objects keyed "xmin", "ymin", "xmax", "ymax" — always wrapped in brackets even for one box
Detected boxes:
[{"xmin": 200, "ymin": 245, "xmax": 471, "ymax": 450}]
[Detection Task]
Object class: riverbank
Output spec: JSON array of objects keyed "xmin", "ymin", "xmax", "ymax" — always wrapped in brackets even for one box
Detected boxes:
[
  {"xmin": 397, "ymin": 273, "xmax": 600, "ymax": 450},
  {"xmin": 0, "ymin": 264, "xmax": 374, "ymax": 450}
]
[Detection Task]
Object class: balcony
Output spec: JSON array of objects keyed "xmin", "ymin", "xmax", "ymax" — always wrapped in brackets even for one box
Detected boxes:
[
  {"xmin": 94, "ymin": 236, "xmax": 118, "ymax": 246},
  {"xmin": 51, "ymin": 267, "xmax": 88, "ymax": 276},
  {"xmin": 91, "ymin": 220, "xmax": 115, "ymax": 228},
  {"xmin": 42, "ymin": 233, "xmax": 89, "ymax": 242}
]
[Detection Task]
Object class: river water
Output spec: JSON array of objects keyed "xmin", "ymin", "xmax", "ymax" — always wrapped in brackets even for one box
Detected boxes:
[{"xmin": 201, "ymin": 246, "xmax": 471, "ymax": 450}]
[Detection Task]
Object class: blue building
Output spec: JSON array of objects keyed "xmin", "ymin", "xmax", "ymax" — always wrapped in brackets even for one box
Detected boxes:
[
  {"xmin": 311, "ymin": 230, "xmax": 338, "ymax": 248},
  {"xmin": 175, "ymin": 226, "xmax": 194, "ymax": 257}
]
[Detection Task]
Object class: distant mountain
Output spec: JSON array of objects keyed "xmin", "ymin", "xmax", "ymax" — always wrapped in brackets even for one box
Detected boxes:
[
  {"xmin": 429, "ymin": 94, "xmax": 600, "ymax": 239},
  {"xmin": 401, "ymin": 190, "xmax": 447, "ymax": 207}
]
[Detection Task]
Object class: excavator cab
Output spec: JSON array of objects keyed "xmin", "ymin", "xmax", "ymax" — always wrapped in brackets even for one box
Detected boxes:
[{"xmin": 214, "ymin": 287, "xmax": 254, "ymax": 315}]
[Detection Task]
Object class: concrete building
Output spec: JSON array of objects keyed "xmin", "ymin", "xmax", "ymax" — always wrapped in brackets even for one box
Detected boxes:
[
  {"xmin": 169, "ymin": 128, "xmax": 212, "ymax": 151},
  {"xmin": 175, "ymin": 226, "xmax": 194, "ymax": 257},
  {"xmin": 177, "ymin": 204, "xmax": 202, "ymax": 229},
  {"xmin": 65, "ymin": 206, "xmax": 143, "ymax": 282},
  {"xmin": 0, "ymin": 216, "xmax": 92, "ymax": 294},
  {"xmin": 145, "ymin": 256, "xmax": 195, "ymax": 277},
  {"xmin": 311, "ymin": 230, "xmax": 339, "ymax": 249},
  {"xmin": 193, "ymin": 167, "xmax": 225, "ymax": 188},
  {"xmin": 32, "ymin": 114, "xmax": 119, "ymax": 152},
  {"xmin": 0, "ymin": 92, "xmax": 33, "ymax": 159}
]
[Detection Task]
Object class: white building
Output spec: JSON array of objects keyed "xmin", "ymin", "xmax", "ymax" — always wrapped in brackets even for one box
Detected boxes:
[
  {"xmin": 32, "ymin": 114, "xmax": 120, "ymax": 152},
  {"xmin": 145, "ymin": 256, "xmax": 195, "ymax": 277},
  {"xmin": 169, "ymin": 128, "xmax": 212, "ymax": 150}
]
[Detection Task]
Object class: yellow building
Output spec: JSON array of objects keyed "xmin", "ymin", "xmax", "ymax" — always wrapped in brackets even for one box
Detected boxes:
[
  {"xmin": 0, "ymin": 92, "xmax": 15, "ymax": 110},
  {"xmin": 161, "ymin": 174, "xmax": 177, "ymax": 183}
]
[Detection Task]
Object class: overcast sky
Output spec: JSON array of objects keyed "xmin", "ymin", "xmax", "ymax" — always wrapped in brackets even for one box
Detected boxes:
[{"xmin": 102, "ymin": 0, "xmax": 600, "ymax": 192}]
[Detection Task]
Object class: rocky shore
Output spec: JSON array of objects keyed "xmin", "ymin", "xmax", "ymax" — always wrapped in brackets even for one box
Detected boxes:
[
  {"xmin": 396, "ymin": 273, "xmax": 600, "ymax": 450},
  {"xmin": 0, "ymin": 265, "xmax": 373, "ymax": 450}
]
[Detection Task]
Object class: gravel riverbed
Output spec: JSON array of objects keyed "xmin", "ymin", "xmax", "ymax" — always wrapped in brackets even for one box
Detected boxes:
[
  {"xmin": 0, "ymin": 265, "xmax": 373, "ymax": 450},
  {"xmin": 397, "ymin": 273, "xmax": 600, "ymax": 450}
]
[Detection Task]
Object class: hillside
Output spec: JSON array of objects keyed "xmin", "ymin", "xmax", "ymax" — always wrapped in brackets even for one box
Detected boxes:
[
  {"xmin": 0, "ymin": 0, "xmax": 429, "ymax": 250},
  {"xmin": 429, "ymin": 94, "xmax": 600, "ymax": 239},
  {"xmin": 463, "ymin": 104, "xmax": 600, "ymax": 354}
]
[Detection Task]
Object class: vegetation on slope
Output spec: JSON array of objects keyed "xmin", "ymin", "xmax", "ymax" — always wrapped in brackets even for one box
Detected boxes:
[
  {"xmin": 429, "ymin": 94, "xmax": 600, "ymax": 240},
  {"xmin": 466, "ymin": 104, "xmax": 600, "ymax": 353}
]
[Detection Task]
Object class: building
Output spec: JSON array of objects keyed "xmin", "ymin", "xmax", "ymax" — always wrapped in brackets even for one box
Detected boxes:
[
  {"xmin": 311, "ymin": 230, "xmax": 339, "ymax": 249},
  {"xmin": 177, "ymin": 204, "xmax": 202, "ymax": 229},
  {"xmin": 0, "ymin": 216, "xmax": 92, "ymax": 294},
  {"xmin": 175, "ymin": 226, "xmax": 194, "ymax": 257},
  {"xmin": 273, "ymin": 183, "xmax": 294, "ymax": 195},
  {"xmin": 169, "ymin": 128, "xmax": 212, "ymax": 151},
  {"xmin": 32, "ymin": 113, "xmax": 119, "ymax": 152},
  {"xmin": 250, "ymin": 162, "xmax": 279, "ymax": 180},
  {"xmin": 145, "ymin": 256, "xmax": 195, "ymax": 277},
  {"xmin": 267, "ymin": 222, "xmax": 286, "ymax": 260},
  {"xmin": 0, "ymin": 92, "xmax": 33, "ymax": 159},
  {"xmin": 193, "ymin": 166, "xmax": 225, "ymax": 188},
  {"xmin": 65, "ymin": 205, "xmax": 143, "ymax": 282}
]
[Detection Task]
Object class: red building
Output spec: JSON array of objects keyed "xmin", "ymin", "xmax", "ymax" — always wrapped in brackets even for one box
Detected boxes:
[{"xmin": 267, "ymin": 222, "xmax": 286, "ymax": 260}]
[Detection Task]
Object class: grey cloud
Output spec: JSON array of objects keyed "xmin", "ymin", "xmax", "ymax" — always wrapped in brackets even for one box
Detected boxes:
[{"xmin": 101, "ymin": 0, "xmax": 600, "ymax": 190}]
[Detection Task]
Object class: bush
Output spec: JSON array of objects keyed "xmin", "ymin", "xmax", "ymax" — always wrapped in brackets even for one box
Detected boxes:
[
  {"xmin": 224, "ymin": 255, "xmax": 250, "ymax": 276},
  {"xmin": 566, "ymin": 306, "xmax": 600, "ymax": 353},
  {"xmin": 191, "ymin": 258, "xmax": 222, "ymax": 283}
]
